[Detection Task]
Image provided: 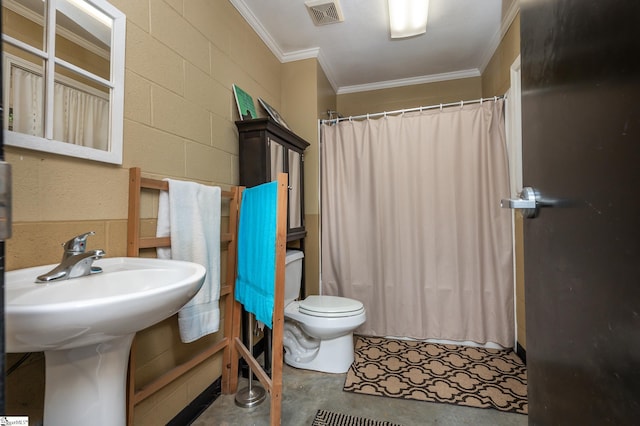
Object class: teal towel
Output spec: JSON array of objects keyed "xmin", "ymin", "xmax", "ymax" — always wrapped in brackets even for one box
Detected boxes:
[{"xmin": 235, "ymin": 181, "xmax": 278, "ymax": 328}]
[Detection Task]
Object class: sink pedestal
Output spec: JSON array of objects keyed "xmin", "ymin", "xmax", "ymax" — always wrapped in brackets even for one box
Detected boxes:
[
  {"xmin": 6, "ymin": 257, "xmax": 207, "ymax": 426},
  {"xmin": 44, "ymin": 334, "xmax": 135, "ymax": 426}
]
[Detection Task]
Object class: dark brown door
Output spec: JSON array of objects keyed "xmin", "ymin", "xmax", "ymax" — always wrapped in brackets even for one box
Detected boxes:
[{"xmin": 520, "ymin": 0, "xmax": 640, "ymax": 424}]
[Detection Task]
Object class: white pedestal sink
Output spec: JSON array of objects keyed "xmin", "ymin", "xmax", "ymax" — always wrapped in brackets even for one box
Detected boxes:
[{"xmin": 5, "ymin": 257, "xmax": 206, "ymax": 426}]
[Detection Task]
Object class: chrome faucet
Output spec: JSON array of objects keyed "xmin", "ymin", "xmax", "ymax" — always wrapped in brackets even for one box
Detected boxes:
[{"xmin": 36, "ymin": 231, "xmax": 106, "ymax": 283}]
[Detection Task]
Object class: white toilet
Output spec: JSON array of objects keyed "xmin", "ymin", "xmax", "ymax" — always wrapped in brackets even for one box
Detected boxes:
[{"xmin": 282, "ymin": 250, "xmax": 366, "ymax": 373}]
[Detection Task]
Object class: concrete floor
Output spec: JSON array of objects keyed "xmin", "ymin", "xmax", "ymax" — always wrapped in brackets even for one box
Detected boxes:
[{"xmin": 192, "ymin": 364, "xmax": 529, "ymax": 426}]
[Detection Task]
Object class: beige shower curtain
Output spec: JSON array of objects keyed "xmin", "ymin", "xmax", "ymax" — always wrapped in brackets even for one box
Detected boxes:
[{"xmin": 321, "ymin": 100, "xmax": 514, "ymax": 347}]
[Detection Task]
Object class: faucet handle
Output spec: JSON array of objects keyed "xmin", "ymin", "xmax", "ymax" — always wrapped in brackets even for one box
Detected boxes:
[{"xmin": 63, "ymin": 231, "xmax": 96, "ymax": 254}]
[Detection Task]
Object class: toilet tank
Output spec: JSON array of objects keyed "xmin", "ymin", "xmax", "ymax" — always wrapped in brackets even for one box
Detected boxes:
[{"xmin": 284, "ymin": 249, "xmax": 304, "ymax": 305}]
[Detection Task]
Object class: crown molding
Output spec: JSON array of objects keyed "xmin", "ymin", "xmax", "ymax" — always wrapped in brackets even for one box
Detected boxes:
[
  {"xmin": 315, "ymin": 50, "xmax": 339, "ymax": 93},
  {"xmin": 502, "ymin": 0, "xmax": 521, "ymax": 39},
  {"xmin": 336, "ymin": 69, "xmax": 481, "ymax": 95},
  {"xmin": 230, "ymin": 0, "xmax": 341, "ymax": 92},
  {"xmin": 228, "ymin": 0, "xmax": 285, "ymax": 61},
  {"xmin": 281, "ymin": 47, "xmax": 319, "ymax": 63},
  {"xmin": 230, "ymin": 0, "xmax": 515, "ymax": 95},
  {"xmin": 478, "ymin": 0, "xmax": 520, "ymax": 72}
]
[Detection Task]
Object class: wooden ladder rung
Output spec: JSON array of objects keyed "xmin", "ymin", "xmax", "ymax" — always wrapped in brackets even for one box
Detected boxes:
[
  {"xmin": 126, "ymin": 167, "xmax": 242, "ymax": 425},
  {"xmin": 138, "ymin": 235, "xmax": 233, "ymax": 249},
  {"xmin": 138, "ymin": 236, "xmax": 171, "ymax": 249},
  {"xmin": 133, "ymin": 338, "xmax": 230, "ymax": 404}
]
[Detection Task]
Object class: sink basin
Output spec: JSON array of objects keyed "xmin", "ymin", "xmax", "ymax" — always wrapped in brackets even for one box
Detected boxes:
[
  {"xmin": 7, "ymin": 257, "xmax": 206, "ymax": 352},
  {"xmin": 5, "ymin": 257, "xmax": 206, "ymax": 426}
]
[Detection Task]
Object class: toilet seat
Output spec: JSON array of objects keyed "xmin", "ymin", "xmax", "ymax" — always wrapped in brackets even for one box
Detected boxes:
[{"xmin": 298, "ymin": 295, "xmax": 364, "ymax": 318}]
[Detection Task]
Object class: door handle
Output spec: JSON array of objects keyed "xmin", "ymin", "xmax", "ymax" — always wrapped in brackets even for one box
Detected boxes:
[{"xmin": 501, "ymin": 186, "xmax": 540, "ymax": 218}]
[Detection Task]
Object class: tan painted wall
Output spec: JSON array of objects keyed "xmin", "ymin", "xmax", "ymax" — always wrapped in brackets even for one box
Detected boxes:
[
  {"xmin": 482, "ymin": 14, "xmax": 521, "ymax": 97},
  {"xmin": 4, "ymin": 1, "xmax": 287, "ymax": 424},
  {"xmin": 309, "ymin": 64, "xmax": 337, "ymax": 297},
  {"xmin": 280, "ymin": 59, "xmax": 338, "ymax": 297},
  {"xmin": 336, "ymin": 77, "xmax": 482, "ymax": 117},
  {"xmin": 281, "ymin": 59, "xmax": 319, "ymax": 297},
  {"xmin": 317, "ymin": 62, "xmax": 337, "ymax": 123}
]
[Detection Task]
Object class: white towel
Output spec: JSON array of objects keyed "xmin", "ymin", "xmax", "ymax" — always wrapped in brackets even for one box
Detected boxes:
[{"xmin": 156, "ymin": 179, "xmax": 221, "ymax": 343}]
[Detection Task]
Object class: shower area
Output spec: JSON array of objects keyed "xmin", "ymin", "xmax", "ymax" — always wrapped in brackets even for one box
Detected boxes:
[{"xmin": 320, "ymin": 98, "xmax": 515, "ymax": 347}]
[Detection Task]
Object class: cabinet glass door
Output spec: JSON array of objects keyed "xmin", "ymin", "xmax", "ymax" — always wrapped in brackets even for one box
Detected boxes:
[
  {"xmin": 288, "ymin": 150, "xmax": 302, "ymax": 229},
  {"xmin": 269, "ymin": 139, "xmax": 284, "ymax": 181}
]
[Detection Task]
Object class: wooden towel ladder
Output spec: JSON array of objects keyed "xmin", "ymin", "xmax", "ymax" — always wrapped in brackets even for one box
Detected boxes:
[
  {"xmin": 228, "ymin": 173, "xmax": 288, "ymax": 426},
  {"xmin": 126, "ymin": 167, "xmax": 242, "ymax": 425}
]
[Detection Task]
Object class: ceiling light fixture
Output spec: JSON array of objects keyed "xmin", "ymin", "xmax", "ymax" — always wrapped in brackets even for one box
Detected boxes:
[{"xmin": 388, "ymin": 0, "xmax": 429, "ymax": 39}]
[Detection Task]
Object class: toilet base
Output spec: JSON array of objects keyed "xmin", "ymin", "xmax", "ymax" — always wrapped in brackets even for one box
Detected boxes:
[{"xmin": 284, "ymin": 330, "xmax": 355, "ymax": 374}]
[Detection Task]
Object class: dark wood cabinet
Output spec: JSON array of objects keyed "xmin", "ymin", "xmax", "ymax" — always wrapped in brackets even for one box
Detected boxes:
[
  {"xmin": 236, "ymin": 117, "xmax": 310, "ymax": 376},
  {"xmin": 236, "ymin": 117, "xmax": 310, "ymax": 241}
]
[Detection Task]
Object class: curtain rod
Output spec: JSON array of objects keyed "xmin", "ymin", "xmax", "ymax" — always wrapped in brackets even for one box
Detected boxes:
[{"xmin": 321, "ymin": 95, "xmax": 505, "ymax": 125}]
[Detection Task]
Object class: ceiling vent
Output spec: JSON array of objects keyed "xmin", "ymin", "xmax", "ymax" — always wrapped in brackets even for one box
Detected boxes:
[{"xmin": 305, "ymin": 0, "xmax": 345, "ymax": 26}]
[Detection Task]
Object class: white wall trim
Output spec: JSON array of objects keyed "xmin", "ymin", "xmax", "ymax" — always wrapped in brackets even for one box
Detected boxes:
[
  {"xmin": 337, "ymin": 69, "xmax": 481, "ymax": 95},
  {"xmin": 505, "ymin": 55, "xmax": 522, "ymax": 348},
  {"xmin": 479, "ymin": 0, "xmax": 520, "ymax": 73},
  {"xmin": 229, "ymin": 0, "xmax": 344, "ymax": 91},
  {"xmin": 228, "ymin": 0, "xmax": 286, "ymax": 60},
  {"xmin": 281, "ymin": 47, "xmax": 319, "ymax": 63},
  {"xmin": 506, "ymin": 56, "xmax": 523, "ymax": 197},
  {"xmin": 502, "ymin": 1, "xmax": 521, "ymax": 42}
]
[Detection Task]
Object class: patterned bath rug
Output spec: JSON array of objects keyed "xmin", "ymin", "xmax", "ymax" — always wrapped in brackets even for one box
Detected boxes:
[
  {"xmin": 312, "ymin": 409, "xmax": 402, "ymax": 426},
  {"xmin": 344, "ymin": 336, "xmax": 528, "ymax": 414}
]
